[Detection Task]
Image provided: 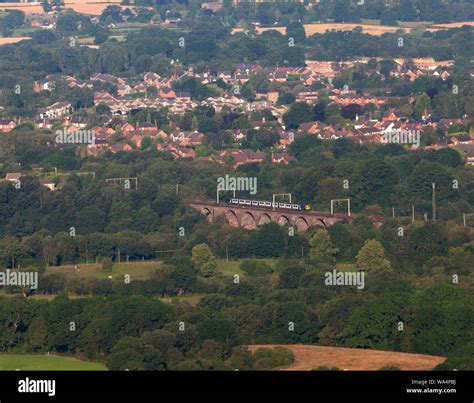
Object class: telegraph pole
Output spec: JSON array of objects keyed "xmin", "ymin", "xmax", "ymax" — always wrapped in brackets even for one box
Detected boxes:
[{"xmin": 432, "ymin": 183, "xmax": 436, "ymax": 221}]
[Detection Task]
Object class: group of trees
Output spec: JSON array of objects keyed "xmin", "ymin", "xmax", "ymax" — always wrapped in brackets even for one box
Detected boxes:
[
  {"xmin": 0, "ymin": 128, "xmax": 472, "ymax": 243},
  {"xmin": 0, "ymin": 242, "xmax": 472, "ymax": 369},
  {"xmin": 130, "ymin": 0, "xmax": 474, "ymax": 26}
]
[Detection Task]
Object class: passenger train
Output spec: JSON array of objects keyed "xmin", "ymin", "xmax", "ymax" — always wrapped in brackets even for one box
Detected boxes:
[{"xmin": 223, "ymin": 197, "xmax": 311, "ymax": 211}]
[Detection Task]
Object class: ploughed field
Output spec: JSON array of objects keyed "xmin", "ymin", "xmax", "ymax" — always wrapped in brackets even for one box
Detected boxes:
[{"xmin": 248, "ymin": 345, "xmax": 445, "ymax": 370}]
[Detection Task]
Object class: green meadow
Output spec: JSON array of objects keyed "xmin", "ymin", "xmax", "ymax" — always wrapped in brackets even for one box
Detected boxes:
[{"xmin": 0, "ymin": 354, "xmax": 106, "ymax": 370}]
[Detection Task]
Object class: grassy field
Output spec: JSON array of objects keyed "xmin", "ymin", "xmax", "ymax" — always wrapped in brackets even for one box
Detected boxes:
[
  {"xmin": 0, "ymin": 354, "xmax": 106, "ymax": 370},
  {"xmin": 248, "ymin": 345, "xmax": 445, "ymax": 371},
  {"xmin": 160, "ymin": 294, "xmax": 203, "ymax": 306},
  {"xmin": 44, "ymin": 260, "xmax": 160, "ymax": 280},
  {"xmin": 216, "ymin": 258, "xmax": 278, "ymax": 277}
]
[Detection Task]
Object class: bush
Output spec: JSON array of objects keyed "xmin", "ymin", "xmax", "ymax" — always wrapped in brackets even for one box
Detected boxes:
[
  {"xmin": 240, "ymin": 260, "xmax": 273, "ymax": 276},
  {"xmin": 101, "ymin": 257, "xmax": 114, "ymax": 272},
  {"xmin": 252, "ymin": 347, "xmax": 294, "ymax": 369}
]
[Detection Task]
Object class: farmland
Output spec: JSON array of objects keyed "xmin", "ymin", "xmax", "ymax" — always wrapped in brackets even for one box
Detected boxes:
[
  {"xmin": 248, "ymin": 345, "xmax": 446, "ymax": 371},
  {"xmin": 0, "ymin": 354, "xmax": 106, "ymax": 370},
  {"xmin": 0, "ymin": 0, "xmax": 149, "ymax": 16},
  {"xmin": 43, "ymin": 260, "xmax": 160, "ymax": 280},
  {"xmin": 0, "ymin": 36, "xmax": 30, "ymax": 45},
  {"xmin": 232, "ymin": 21, "xmax": 474, "ymax": 37}
]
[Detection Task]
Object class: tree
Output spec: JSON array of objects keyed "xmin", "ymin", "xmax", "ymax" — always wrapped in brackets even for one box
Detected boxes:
[
  {"xmin": 341, "ymin": 103, "xmax": 364, "ymax": 120},
  {"xmin": 283, "ymin": 102, "xmax": 314, "ymax": 129},
  {"xmin": 308, "ymin": 229, "xmax": 339, "ymax": 264},
  {"xmin": 286, "ymin": 21, "xmax": 306, "ymax": 45},
  {"xmin": 101, "ymin": 257, "xmax": 114, "ymax": 272},
  {"xmin": 356, "ymin": 239, "xmax": 391, "ymax": 272},
  {"xmin": 107, "ymin": 336, "xmax": 165, "ymax": 370},
  {"xmin": 191, "ymin": 243, "xmax": 217, "ymax": 277},
  {"xmin": 278, "ymin": 264, "xmax": 306, "ymax": 289},
  {"xmin": 1, "ymin": 10, "xmax": 25, "ymax": 30},
  {"xmin": 278, "ymin": 92, "xmax": 296, "ymax": 105}
]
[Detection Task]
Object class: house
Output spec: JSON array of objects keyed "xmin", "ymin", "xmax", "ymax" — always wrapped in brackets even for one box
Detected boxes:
[
  {"xmin": 201, "ymin": 1, "xmax": 224, "ymax": 12},
  {"xmin": 160, "ymin": 87, "xmax": 177, "ymax": 99},
  {"xmin": 0, "ymin": 118, "xmax": 16, "ymax": 132},
  {"xmin": 382, "ymin": 110, "xmax": 407, "ymax": 122},
  {"xmin": 92, "ymin": 127, "xmax": 116, "ymax": 137},
  {"xmin": 38, "ymin": 102, "xmax": 72, "ymax": 119},
  {"xmin": 217, "ymin": 71, "xmax": 233, "ymax": 83},
  {"xmin": 296, "ymin": 89, "xmax": 318, "ymax": 102},
  {"xmin": 117, "ymin": 85, "xmax": 133, "ymax": 96},
  {"xmin": 453, "ymin": 144, "xmax": 474, "ymax": 165},
  {"xmin": 232, "ymin": 129, "xmax": 248, "ymax": 143},
  {"xmin": 176, "ymin": 92, "xmax": 192, "ymax": 101},
  {"xmin": 132, "ymin": 84, "xmax": 147, "ymax": 94},
  {"xmin": 143, "ymin": 72, "xmax": 162, "ymax": 86},
  {"xmin": 231, "ymin": 149, "xmax": 265, "ymax": 168},
  {"xmin": 120, "ymin": 122, "xmax": 135, "ymax": 133},
  {"xmin": 170, "ymin": 130, "xmax": 204, "ymax": 146},
  {"xmin": 36, "ymin": 118, "xmax": 55, "ymax": 130},
  {"xmin": 129, "ymin": 129, "xmax": 167, "ymax": 148},
  {"xmin": 33, "ymin": 79, "xmax": 54, "ymax": 93},
  {"xmin": 70, "ymin": 115, "xmax": 88, "ymax": 129},
  {"xmin": 40, "ymin": 178, "xmax": 56, "ymax": 191},
  {"xmin": 108, "ymin": 143, "xmax": 133, "ymax": 153},
  {"xmin": 5, "ymin": 172, "xmax": 22, "ymax": 183},
  {"xmin": 279, "ymin": 131, "xmax": 297, "ymax": 148},
  {"xmin": 171, "ymin": 147, "xmax": 196, "ymax": 159},
  {"xmin": 298, "ymin": 121, "xmax": 320, "ymax": 134},
  {"xmin": 91, "ymin": 73, "xmax": 126, "ymax": 86},
  {"xmin": 213, "ymin": 149, "xmax": 265, "ymax": 169},
  {"xmin": 135, "ymin": 121, "xmax": 158, "ymax": 132},
  {"xmin": 272, "ymin": 152, "xmax": 296, "ymax": 165}
]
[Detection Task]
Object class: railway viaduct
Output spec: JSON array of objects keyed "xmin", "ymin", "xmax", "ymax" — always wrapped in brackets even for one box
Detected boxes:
[{"xmin": 188, "ymin": 200, "xmax": 384, "ymax": 231}]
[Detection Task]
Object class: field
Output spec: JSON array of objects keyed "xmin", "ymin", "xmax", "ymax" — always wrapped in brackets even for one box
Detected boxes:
[
  {"xmin": 44, "ymin": 260, "xmax": 160, "ymax": 280},
  {"xmin": 233, "ymin": 21, "xmax": 474, "ymax": 37},
  {"xmin": 0, "ymin": 354, "xmax": 106, "ymax": 370},
  {"xmin": 45, "ymin": 258, "xmax": 277, "ymax": 280},
  {"xmin": 0, "ymin": 37, "xmax": 30, "ymax": 45},
  {"xmin": 0, "ymin": 2, "xmax": 43, "ymax": 13},
  {"xmin": 233, "ymin": 23, "xmax": 409, "ymax": 37},
  {"xmin": 63, "ymin": 1, "xmax": 153, "ymax": 15},
  {"xmin": 0, "ymin": 1, "xmax": 149, "ymax": 15},
  {"xmin": 427, "ymin": 21, "xmax": 474, "ymax": 31},
  {"xmin": 248, "ymin": 345, "xmax": 445, "ymax": 370}
]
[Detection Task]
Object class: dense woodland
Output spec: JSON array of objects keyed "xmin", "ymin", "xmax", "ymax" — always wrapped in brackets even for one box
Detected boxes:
[
  {"xmin": 0, "ymin": 133, "xmax": 473, "ymax": 370},
  {"xmin": 129, "ymin": 0, "xmax": 474, "ymax": 25}
]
